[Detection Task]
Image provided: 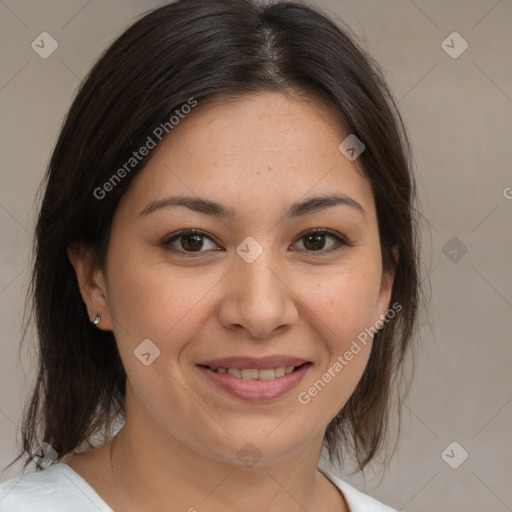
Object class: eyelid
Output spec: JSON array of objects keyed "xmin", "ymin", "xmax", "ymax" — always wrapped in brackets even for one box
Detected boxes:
[
  {"xmin": 161, "ymin": 228, "xmax": 351, "ymax": 256},
  {"xmin": 161, "ymin": 229, "xmax": 221, "ymax": 257},
  {"xmin": 293, "ymin": 227, "xmax": 351, "ymax": 249}
]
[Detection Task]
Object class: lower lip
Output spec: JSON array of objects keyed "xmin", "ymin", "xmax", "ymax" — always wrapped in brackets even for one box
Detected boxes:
[{"xmin": 197, "ymin": 364, "xmax": 312, "ymax": 402}]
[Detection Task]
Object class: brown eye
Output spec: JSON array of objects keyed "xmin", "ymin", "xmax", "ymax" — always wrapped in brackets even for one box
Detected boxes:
[
  {"xmin": 180, "ymin": 233, "xmax": 204, "ymax": 252},
  {"xmin": 293, "ymin": 229, "xmax": 348, "ymax": 253},
  {"xmin": 162, "ymin": 228, "xmax": 349, "ymax": 258},
  {"xmin": 162, "ymin": 229, "xmax": 219, "ymax": 256},
  {"xmin": 303, "ymin": 232, "xmax": 327, "ymax": 251}
]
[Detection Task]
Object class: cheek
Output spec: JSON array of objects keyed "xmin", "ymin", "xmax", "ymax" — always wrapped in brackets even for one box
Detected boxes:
[
  {"xmin": 298, "ymin": 259, "xmax": 383, "ymax": 346},
  {"xmin": 105, "ymin": 246, "xmax": 221, "ymax": 364},
  {"xmin": 295, "ymin": 262, "xmax": 381, "ymax": 415}
]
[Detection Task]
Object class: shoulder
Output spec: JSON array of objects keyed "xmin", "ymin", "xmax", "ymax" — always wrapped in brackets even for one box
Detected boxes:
[
  {"xmin": 0, "ymin": 463, "xmax": 112, "ymax": 511},
  {"xmin": 318, "ymin": 466, "xmax": 398, "ymax": 512}
]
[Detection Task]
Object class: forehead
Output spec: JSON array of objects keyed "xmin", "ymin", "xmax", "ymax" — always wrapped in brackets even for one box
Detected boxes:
[
  {"xmin": 117, "ymin": 91, "xmax": 376, "ymax": 222},
  {"xmin": 166, "ymin": 91, "xmax": 345, "ymax": 156}
]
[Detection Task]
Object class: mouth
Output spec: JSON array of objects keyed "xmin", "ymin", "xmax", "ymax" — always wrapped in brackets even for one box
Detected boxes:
[
  {"xmin": 195, "ymin": 358, "xmax": 312, "ymax": 402},
  {"xmin": 199, "ymin": 364, "xmax": 305, "ymax": 380}
]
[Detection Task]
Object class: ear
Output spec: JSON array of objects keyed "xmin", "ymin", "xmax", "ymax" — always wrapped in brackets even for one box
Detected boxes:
[
  {"xmin": 375, "ymin": 245, "xmax": 399, "ymax": 322},
  {"xmin": 67, "ymin": 244, "xmax": 113, "ymax": 330}
]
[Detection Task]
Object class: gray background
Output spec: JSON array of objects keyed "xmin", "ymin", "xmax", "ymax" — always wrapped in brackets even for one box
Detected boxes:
[{"xmin": 1, "ymin": 1, "xmax": 511, "ymax": 511}]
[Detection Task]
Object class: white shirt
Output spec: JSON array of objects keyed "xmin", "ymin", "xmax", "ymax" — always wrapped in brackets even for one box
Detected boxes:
[{"xmin": 0, "ymin": 463, "xmax": 397, "ymax": 511}]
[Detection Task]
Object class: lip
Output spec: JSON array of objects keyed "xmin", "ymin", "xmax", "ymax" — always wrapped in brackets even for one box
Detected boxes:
[
  {"xmin": 196, "ymin": 358, "xmax": 312, "ymax": 402},
  {"xmin": 196, "ymin": 355, "xmax": 310, "ymax": 370}
]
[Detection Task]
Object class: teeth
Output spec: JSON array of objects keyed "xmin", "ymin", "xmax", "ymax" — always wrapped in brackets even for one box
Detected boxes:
[
  {"xmin": 257, "ymin": 369, "xmax": 274, "ymax": 380},
  {"xmin": 274, "ymin": 366, "xmax": 285, "ymax": 377},
  {"xmin": 242, "ymin": 369, "xmax": 259, "ymax": 380},
  {"xmin": 213, "ymin": 366, "xmax": 297, "ymax": 379}
]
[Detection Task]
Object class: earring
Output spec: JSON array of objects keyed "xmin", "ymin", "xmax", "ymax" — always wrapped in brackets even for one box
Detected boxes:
[{"xmin": 93, "ymin": 315, "xmax": 101, "ymax": 326}]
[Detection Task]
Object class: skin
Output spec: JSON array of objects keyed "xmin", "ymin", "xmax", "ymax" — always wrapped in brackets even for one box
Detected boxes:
[{"xmin": 66, "ymin": 90, "xmax": 395, "ymax": 512}]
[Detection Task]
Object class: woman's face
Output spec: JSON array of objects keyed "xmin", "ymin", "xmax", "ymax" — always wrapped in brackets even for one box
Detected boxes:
[{"xmin": 86, "ymin": 91, "xmax": 394, "ymax": 465}]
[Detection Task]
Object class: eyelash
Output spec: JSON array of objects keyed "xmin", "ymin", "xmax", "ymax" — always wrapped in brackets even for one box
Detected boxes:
[{"xmin": 161, "ymin": 228, "xmax": 350, "ymax": 258}]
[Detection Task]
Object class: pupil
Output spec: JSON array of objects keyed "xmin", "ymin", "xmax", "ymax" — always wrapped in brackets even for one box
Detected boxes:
[
  {"xmin": 182, "ymin": 234, "xmax": 203, "ymax": 251},
  {"xmin": 305, "ymin": 234, "xmax": 324, "ymax": 251}
]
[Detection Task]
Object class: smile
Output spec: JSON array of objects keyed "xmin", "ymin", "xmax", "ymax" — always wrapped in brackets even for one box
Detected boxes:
[
  {"xmin": 196, "ymin": 362, "xmax": 312, "ymax": 401},
  {"xmin": 207, "ymin": 366, "xmax": 297, "ymax": 379}
]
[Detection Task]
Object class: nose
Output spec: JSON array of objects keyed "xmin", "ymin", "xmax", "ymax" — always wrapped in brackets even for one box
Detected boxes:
[{"xmin": 217, "ymin": 246, "xmax": 299, "ymax": 339}]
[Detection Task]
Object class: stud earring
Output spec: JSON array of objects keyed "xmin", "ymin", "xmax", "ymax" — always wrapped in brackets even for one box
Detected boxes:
[{"xmin": 93, "ymin": 315, "xmax": 101, "ymax": 326}]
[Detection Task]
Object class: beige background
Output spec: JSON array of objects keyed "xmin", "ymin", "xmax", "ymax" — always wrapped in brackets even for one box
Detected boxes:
[{"xmin": 1, "ymin": 1, "xmax": 511, "ymax": 511}]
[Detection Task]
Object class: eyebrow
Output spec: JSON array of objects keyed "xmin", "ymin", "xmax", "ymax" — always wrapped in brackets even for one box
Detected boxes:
[{"xmin": 139, "ymin": 193, "xmax": 365, "ymax": 220}]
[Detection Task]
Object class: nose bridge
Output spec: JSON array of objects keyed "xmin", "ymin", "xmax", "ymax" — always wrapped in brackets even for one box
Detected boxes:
[{"xmin": 235, "ymin": 237, "xmax": 284, "ymax": 302}]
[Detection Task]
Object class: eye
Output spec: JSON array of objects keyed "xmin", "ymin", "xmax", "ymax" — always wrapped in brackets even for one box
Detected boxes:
[
  {"xmin": 291, "ymin": 228, "xmax": 349, "ymax": 253},
  {"xmin": 161, "ymin": 229, "xmax": 220, "ymax": 256},
  {"xmin": 161, "ymin": 228, "xmax": 349, "ymax": 257}
]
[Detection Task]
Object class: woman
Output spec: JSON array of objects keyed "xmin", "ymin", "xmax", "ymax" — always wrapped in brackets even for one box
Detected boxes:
[{"xmin": 0, "ymin": 0, "xmax": 420, "ymax": 510}]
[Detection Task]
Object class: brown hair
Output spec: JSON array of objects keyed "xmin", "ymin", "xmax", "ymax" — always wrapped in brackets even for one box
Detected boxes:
[{"xmin": 9, "ymin": 0, "xmax": 420, "ymax": 474}]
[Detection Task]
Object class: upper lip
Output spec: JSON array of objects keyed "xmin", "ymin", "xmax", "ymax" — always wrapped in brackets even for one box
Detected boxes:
[{"xmin": 196, "ymin": 355, "xmax": 310, "ymax": 370}]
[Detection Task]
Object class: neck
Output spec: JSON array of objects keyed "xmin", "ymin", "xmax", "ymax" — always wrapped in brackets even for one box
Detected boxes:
[{"xmin": 107, "ymin": 417, "xmax": 346, "ymax": 512}]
